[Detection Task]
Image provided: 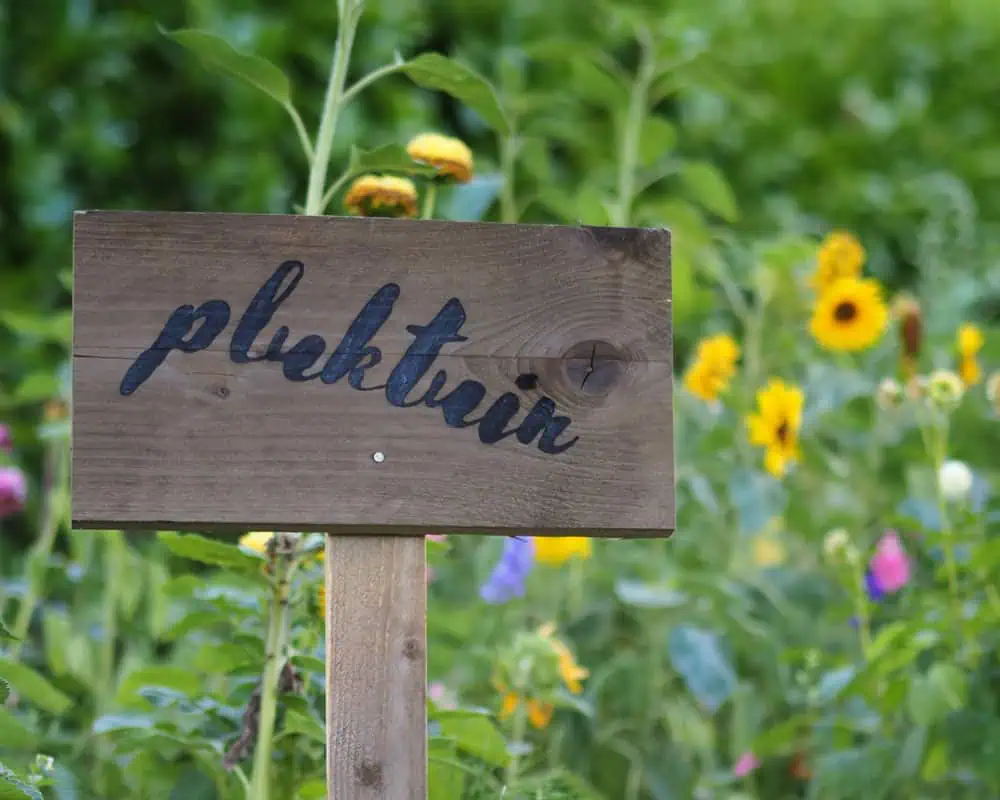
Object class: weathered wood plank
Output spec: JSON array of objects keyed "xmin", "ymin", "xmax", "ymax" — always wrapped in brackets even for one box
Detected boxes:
[
  {"xmin": 325, "ymin": 535, "xmax": 426, "ymax": 800},
  {"xmin": 72, "ymin": 211, "xmax": 674, "ymax": 536}
]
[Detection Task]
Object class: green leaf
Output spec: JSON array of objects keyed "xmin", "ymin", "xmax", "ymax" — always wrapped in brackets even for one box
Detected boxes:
[
  {"xmin": 679, "ymin": 161, "xmax": 739, "ymax": 222},
  {"xmin": 428, "ymin": 738, "xmax": 466, "ymax": 800},
  {"xmin": 0, "ymin": 659, "xmax": 71, "ymax": 715},
  {"xmin": 0, "ymin": 681, "xmax": 8, "ymax": 705},
  {"xmin": 441, "ymin": 173, "xmax": 503, "ymax": 222},
  {"xmin": 614, "ymin": 579, "xmax": 687, "ymax": 609},
  {"xmin": 921, "ymin": 740, "xmax": 949, "ymax": 781},
  {"xmin": 0, "ymin": 765, "xmax": 42, "ymax": 800},
  {"xmin": 896, "ymin": 725, "xmax": 926, "ymax": 779},
  {"xmin": 164, "ymin": 29, "xmax": 293, "ymax": 110},
  {"xmin": 436, "ymin": 710, "xmax": 508, "ymax": 767},
  {"xmin": 295, "ymin": 778, "xmax": 326, "ymax": 800},
  {"xmin": 639, "ymin": 116, "xmax": 678, "ymax": 166},
  {"xmin": 117, "ymin": 667, "xmax": 202, "ymax": 704},
  {"xmin": 290, "ymin": 654, "xmax": 326, "ymax": 675},
  {"xmin": 92, "ymin": 714, "xmax": 156, "ymax": 735},
  {"xmin": 0, "ymin": 619, "xmax": 16, "ymax": 642},
  {"xmin": 907, "ymin": 664, "xmax": 965, "ymax": 726},
  {"xmin": 0, "ymin": 311, "xmax": 71, "ymax": 343},
  {"xmin": 347, "ymin": 144, "xmax": 436, "ymax": 177},
  {"xmin": 157, "ymin": 531, "xmax": 263, "ymax": 575},
  {"xmin": 0, "ymin": 710, "xmax": 38, "ymax": 751},
  {"xmin": 666, "ymin": 625, "xmax": 736, "ymax": 713},
  {"xmin": 42, "ymin": 611, "xmax": 70, "ymax": 676},
  {"xmin": 403, "ymin": 54, "xmax": 510, "ymax": 135},
  {"xmin": 283, "ymin": 710, "xmax": 325, "ymax": 743}
]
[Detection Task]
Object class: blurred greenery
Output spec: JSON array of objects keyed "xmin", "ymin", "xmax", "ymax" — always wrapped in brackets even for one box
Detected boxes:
[{"xmin": 2, "ymin": 0, "xmax": 1000, "ymax": 797}]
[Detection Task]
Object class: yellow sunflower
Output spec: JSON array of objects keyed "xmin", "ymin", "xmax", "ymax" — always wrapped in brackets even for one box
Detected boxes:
[
  {"xmin": 809, "ymin": 277, "xmax": 888, "ymax": 352},
  {"xmin": 957, "ymin": 323, "xmax": 984, "ymax": 386},
  {"xmin": 239, "ymin": 531, "xmax": 274, "ymax": 555},
  {"xmin": 682, "ymin": 333, "xmax": 741, "ymax": 403},
  {"xmin": 494, "ymin": 679, "xmax": 554, "ymax": 729},
  {"xmin": 406, "ymin": 133, "xmax": 473, "ymax": 183},
  {"xmin": 343, "ymin": 175, "xmax": 418, "ymax": 218},
  {"xmin": 746, "ymin": 378, "xmax": 804, "ymax": 478},
  {"xmin": 810, "ymin": 231, "xmax": 866, "ymax": 294},
  {"xmin": 533, "ymin": 537, "xmax": 592, "ymax": 566},
  {"xmin": 538, "ymin": 623, "xmax": 589, "ymax": 694}
]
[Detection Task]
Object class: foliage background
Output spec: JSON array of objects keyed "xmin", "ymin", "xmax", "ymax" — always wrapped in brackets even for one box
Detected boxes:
[{"xmin": 2, "ymin": 0, "xmax": 1000, "ymax": 798}]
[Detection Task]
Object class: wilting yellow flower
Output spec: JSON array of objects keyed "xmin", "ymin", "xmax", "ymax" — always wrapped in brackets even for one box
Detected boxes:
[
  {"xmin": 746, "ymin": 379, "xmax": 804, "ymax": 478},
  {"xmin": 809, "ymin": 277, "xmax": 888, "ymax": 352},
  {"xmin": 240, "ymin": 531, "xmax": 274, "ymax": 555},
  {"xmin": 343, "ymin": 175, "xmax": 418, "ymax": 218},
  {"xmin": 538, "ymin": 623, "xmax": 589, "ymax": 694},
  {"xmin": 533, "ymin": 537, "xmax": 592, "ymax": 566},
  {"xmin": 957, "ymin": 324, "xmax": 984, "ymax": 386},
  {"xmin": 752, "ymin": 534, "xmax": 786, "ymax": 568},
  {"xmin": 811, "ymin": 231, "xmax": 865, "ymax": 294},
  {"xmin": 683, "ymin": 333, "xmax": 741, "ymax": 403},
  {"xmin": 892, "ymin": 294, "xmax": 922, "ymax": 379},
  {"xmin": 406, "ymin": 133, "xmax": 473, "ymax": 183},
  {"xmin": 497, "ymin": 686, "xmax": 553, "ymax": 729}
]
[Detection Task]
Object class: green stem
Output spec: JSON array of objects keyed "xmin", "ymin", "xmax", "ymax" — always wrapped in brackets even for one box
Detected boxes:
[
  {"xmin": 422, "ymin": 182, "xmax": 438, "ymax": 220},
  {"xmin": 9, "ymin": 436, "xmax": 68, "ymax": 658},
  {"xmin": 611, "ymin": 28, "xmax": 655, "ymax": 227},
  {"xmin": 285, "ymin": 105, "xmax": 314, "ymax": 161},
  {"xmin": 318, "ymin": 169, "xmax": 354, "ymax": 216},
  {"xmin": 248, "ymin": 552, "xmax": 295, "ymax": 800},
  {"xmin": 503, "ymin": 661, "xmax": 531, "ymax": 794},
  {"xmin": 339, "ymin": 60, "xmax": 407, "ymax": 107},
  {"xmin": 929, "ymin": 420, "xmax": 963, "ymax": 626},
  {"xmin": 303, "ymin": 1, "xmax": 364, "ymax": 216},
  {"xmin": 851, "ymin": 562, "xmax": 872, "ymax": 659}
]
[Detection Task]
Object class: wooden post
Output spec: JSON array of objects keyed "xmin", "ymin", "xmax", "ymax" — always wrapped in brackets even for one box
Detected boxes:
[{"xmin": 71, "ymin": 211, "xmax": 674, "ymax": 799}]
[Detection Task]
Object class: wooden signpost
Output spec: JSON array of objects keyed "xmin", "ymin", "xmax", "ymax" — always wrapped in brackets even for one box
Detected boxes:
[{"xmin": 71, "ymin": 211, "xmax": 674, "ymax": 798}]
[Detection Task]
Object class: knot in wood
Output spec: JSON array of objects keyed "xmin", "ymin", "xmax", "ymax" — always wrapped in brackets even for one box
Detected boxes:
[
  {"xmin": 355, "ymin": 760, "xmax": 384, "ymax": 788},
  {"xmin": 563, "ymin": 340, "xmax": 623, "ymax": 395}
]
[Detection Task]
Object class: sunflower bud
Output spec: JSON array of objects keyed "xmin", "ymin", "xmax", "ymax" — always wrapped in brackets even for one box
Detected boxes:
[
  {"xmin": 343, "ymin": 175, "xmax": 418, "ymax": 218},
  {"xmin": 892, "ymin": 294, "xmax": 922, "ymax": 379},
  {"xmin": 926, "ymin": 369, "xmax": 964, "ymax": 412},
  {"xmin": 875, "ymin": 377, "xmax": 903, "ymax": 411}
]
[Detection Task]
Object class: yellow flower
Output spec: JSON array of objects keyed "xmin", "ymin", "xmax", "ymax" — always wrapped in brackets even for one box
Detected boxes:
[
  {"xmin": 957, "ymin": 324, "xmax": 984, "ymax": 386},
  {"xmin": 811, "ymin": 231, "xmax": 866, "ymax": 294},
  {"xmin": 406, "ymin": 132, "xmax": 473, "ymax": 183},
  {"xmin": 683, "ymin": 333, "xmax": 741, "ymax": 403},
  {"xmin": 538, "ymin": 623, "xmax": 589, "ymax": 694},
  {"xmin": 809, "ymin": 277, "xmax": 888, "ymax": 352},
  {"xmin": 533, "ymin": 537, "xmax": 592, "ymax": 566},
  {"xmin": 498, "ymin": 689, "xmax": 553, "ymax": 729},
  {"xmin": 343, "ymin": 175, "xmax": 418, "ymax": 218},
  {"xmin": 746, "ymin": 379, "xmax": 804, "ymax": 478},
  {"xmin": 240, "ymin": 531, "xmax": 274, "ymax": 555},
  {"xmin": 752, "ymin": 534, "xmax": 786, "ymax": 568},
  {"xmin": 317, "ymin": 583, "xmax": 326, "ymax": 617}
]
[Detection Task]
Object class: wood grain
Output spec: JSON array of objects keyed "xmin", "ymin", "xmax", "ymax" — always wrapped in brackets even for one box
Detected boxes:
[
  {"xmin": 72, "ymin": 211, "xmax": 674, "ymax": 537},
  {"xmin": 326, "ymin": 535, "xmax": 426, "ymax": 799}
]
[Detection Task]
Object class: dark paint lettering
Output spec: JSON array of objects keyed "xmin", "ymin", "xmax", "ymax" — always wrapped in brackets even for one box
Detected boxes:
[
  {"xmin": 230, "ymin": 260, "xmax": 304, "ymax": 363},
  {"xmin": 120, "ymin": 300, "xmax": 230, "ymax": 396},
  {"xmin": 120, "ymin": 263, "xmax": 580, "ymax": 454}
]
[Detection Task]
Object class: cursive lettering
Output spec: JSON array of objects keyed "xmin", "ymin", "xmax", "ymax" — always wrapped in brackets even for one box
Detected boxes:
[{"xmin": 120, "ymin": 263, "xmax": 579, "ymax": 455}]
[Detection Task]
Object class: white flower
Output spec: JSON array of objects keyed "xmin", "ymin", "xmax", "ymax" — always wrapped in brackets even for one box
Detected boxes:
[
  {"xmin": 823, "ymin": 528, "xmax": 858, "ymax": 564},
  {"xmin": 938, "ymin": 460, "xmax": 973, "ymax": 502},
  {"xmin": 876, "ymin": 377, "xmax": 903, "ymax": 410}
]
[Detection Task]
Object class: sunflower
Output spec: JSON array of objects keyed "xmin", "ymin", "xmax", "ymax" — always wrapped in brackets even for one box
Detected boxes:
[
  {"xmin": 809, "ymin": 277, "xmax": 888, "ymax": 352},
  {"xmin": 533, "ymin": 537, "xmax": 592, "ymax": 566},
  {"xmin": 496, "ymin": 685, "xmax": 554, "ymax": 729},
  {"xmin": 746, "ymin": 378, "xmax": 804, "ymax": 478},
  {"xmin": 406, "ymin": 133, "xmax": 473, "ymax": 183},
  {"xmin": 682, "ymin": 333, "xmax": 741, "ymax": 403},
  {"xmin": 343, "ymin": 175, "xmax": 418, "ymax": 218},
  {"xmin": 810, "ymin": 231, "xmax": 865, "ymax": 294},
  {"xmin": 956, "ymin": 323, "xmax": 984, "ymax": 386},
  {"xmin": 239, "ymin": 531, "xmax": 274, "ymax": 555}
]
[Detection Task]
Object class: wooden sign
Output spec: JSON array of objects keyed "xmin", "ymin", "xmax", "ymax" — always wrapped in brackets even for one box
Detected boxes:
[{"xmin": 72, "ymin": 211, "xmax": 674, "ymax": 537}]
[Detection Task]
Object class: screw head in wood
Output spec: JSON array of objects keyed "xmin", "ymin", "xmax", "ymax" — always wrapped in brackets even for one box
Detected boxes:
[{"xmin": 372, "ymin": 451, "xmax": 385, "ymax": 463}]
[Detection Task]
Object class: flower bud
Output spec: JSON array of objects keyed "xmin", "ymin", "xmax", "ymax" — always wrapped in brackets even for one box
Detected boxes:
[
  {"xmin": 892, "ymin": 294, "xmax": 922, "ymax": 379},
  {"xmin": 938, "ymin": 460, "xmax": 973, "ymax": 503},
  {"xmin": 875, "ymin": 377, "xmax": 903, "ymax": 410},
  {"xmin": 0, "ymin": 467, "xmax": 27, "ymax": 519},
  {"xmin": 926, "ymin": 369, "xmax": 964, "ymax": 412}
]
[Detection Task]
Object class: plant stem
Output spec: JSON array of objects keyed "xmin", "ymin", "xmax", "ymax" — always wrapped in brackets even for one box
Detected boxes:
[
  {"xmin": 852, "ymin": 563, "xmax": 872, "ymax": 659},
  {"xmin": 303, "ymin": 1, "xmax": 364, "ymax": 216},
  {"xmin": 340, "ymin": 59, "xmax": 407, "ymax": 107},
  {"xmin": 502, "ymin": 661, "xmax": 531, "ymax": 794},
  {"xmin": 422, "ymin": 183, "xmax": 438, "ymax": 220},
  {"xmin": 612, "ymin": 28, "xmax": 655, "ymax": 227},
  {"xmin": 248, "ymin": 551, "xmax": 294, "ymax": 800},
  {"xmin": 499, "ymin": 133, "xmax": 518, "ymax": 223},
  {"xmin": 9, "ymin": 436, "xmax": 67, "ymax": 658}
]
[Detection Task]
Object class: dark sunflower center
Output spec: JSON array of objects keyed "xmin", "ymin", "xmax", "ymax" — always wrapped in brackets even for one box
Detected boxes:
[
  {"xmin": 776, "ymin": 421, "xmax": 789, "ymax": 443},
  {"xmin": 834, "ymin": 301, "xmax": 858, "ymax": 322}
]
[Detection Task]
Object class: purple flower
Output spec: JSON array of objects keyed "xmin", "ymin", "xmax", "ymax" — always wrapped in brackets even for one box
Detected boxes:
[
  {"xmin": 864, "ymin": 569, "xmax": 884, "ymax": 602},
  {"xmin": 479, "ymin": 537, "xmax": 534, "ymax": 604},
  {"xmin": 0, "ymin": 467, "xmax": 27, "ymax": 519},
  {"xmin": 0, "ymin": 424, "xmax": 11, "ymax": 453}
]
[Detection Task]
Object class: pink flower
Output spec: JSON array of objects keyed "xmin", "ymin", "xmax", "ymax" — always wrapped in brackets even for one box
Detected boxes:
[
  {"xmin": 426, "ymin": 534, "xmax": 447, "ymax": 543},
  {"xmin": 0, "ymin": 424, "xmax": 11, "ymax": 453},
  {"xmin": 428, "ymin": 682, "xmax": 457, "ymax": 709},
  {"xmin": 733, "ymin": 752, "xmax": 759, "ymax": 778},
  {"xmin": 0, "ymin": 467, "xmax": 27, "ymax": 519},
  {"xmin": 869, "ymin": 530, "xmax": 910, "ymax": 594}
]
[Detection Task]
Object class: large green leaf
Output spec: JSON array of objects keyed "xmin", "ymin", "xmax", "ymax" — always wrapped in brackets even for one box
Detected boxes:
[
  {"xmin": 436, "ymin": 710, "xmax": 508, "ymax": 767},
  {"xmin": 428, "ymin": 738, "xmax": 465, "ymax": 800},
  {"xmin": 346, "ymin": 144, "xmax": 437, "ymax": 177},
  {"xmin": 0, "ymin": 619, "xmax": 15, "ymax": 642},
  {"xmin": 0, "ymin": 765, "xmax": 42, "ymax": 800},
  {"xmin": 0, "ymin": 659, "xmax": 71, "ymax": 715},
  {"xmin": 666, "ymin": 625, "xmax": 736, "ymax": 713},
  {"xmin": 282, "ymin": 710, "xmax": 325, "ymax": 744},
  {"xmin": 157, "ymin": 531, "xmax": 263, "ymax": 575},
  {"xmin": 403, "ymin": 54, "xmax": 510, "ymax": 135},
  {"xmin": 679, "ymin": 161, "xmax": 739, "ymax": 222},
  {"xmin": 164, "ymin": 29, "xmax": 293, "ymax": 110}
]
